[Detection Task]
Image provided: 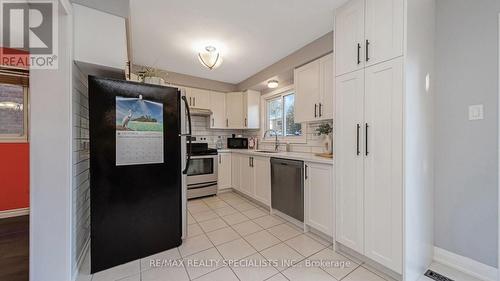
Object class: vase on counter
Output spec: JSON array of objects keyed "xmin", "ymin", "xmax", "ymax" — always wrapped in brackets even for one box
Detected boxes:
[{"xmin": 324, "ymin": 134, "xmax": 333, "ymax": 154}]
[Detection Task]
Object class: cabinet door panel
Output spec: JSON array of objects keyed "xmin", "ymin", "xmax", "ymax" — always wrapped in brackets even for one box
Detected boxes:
[
  {"xmin": 245, "ymin": 90, "xmax": 260, "ymax": 129},
  {"xmin": 210, "ymin": 91, "xmax": 226, "ymax": 128},
  {"xmin": 319, "ymin": 53, "xmax": 334, "ymax": 120},
  {"xmin": 240, "ymin": 156, "xmax": 254, "ymax": 196},
  {"xmin": 294, "ymin": 60, "xmax": 321, "ymax": 123},
  {"xmin": 334, "ymin": 69, "xmax": 365, "ymax": 254},
  {"xmin": 364, "ymin": 58, "xmax": 403, "ymax": 273},
  {"xmin": 226, "ymin": 92, "xmax": 244, "ymax": 128},
  {"xmin": 253, "ymin": 156, "xmax": 271, "ymax": 206},
  {"xmin": 335, "ymin": 0, "xmax": 365, "ymax": 76},
  {"xmin": 218, "ymin": 153, "xmax": 232, "ymax": 190},
  {"xmin": 305, "ymin": 163, "xmax": 334, "ymax": 236},
  {"xmin": 365, "ymin": 0, "xmax": 404, "ymax": 66},
  {"xmin": 231, "ymin": 154, "xmax": 241, "ymax": 191}
]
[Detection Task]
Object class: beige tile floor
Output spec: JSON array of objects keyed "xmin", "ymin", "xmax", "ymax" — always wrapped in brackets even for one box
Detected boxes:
[{"xmin": 77, "ymin": 191, "xmax": 461, "ymax": 281}]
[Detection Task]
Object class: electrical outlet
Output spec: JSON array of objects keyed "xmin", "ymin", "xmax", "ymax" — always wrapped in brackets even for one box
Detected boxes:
[{"xmin": 468, "ymin": 104, "xmax": 484, "ymax": 121}]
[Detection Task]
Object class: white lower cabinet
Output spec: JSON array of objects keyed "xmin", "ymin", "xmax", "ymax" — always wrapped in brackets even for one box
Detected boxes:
[
  {"xmin": 253, "ymin": 156, "xmax": 271, "ymax": 206},
  {"xmin": 335, "ymin": 58, "xmax": 403, "ymax": 274},
  {"xmin": 217, "ymin": 152, "xmax": 232, "ymax": 190},
  {"xmin": 230, "ymin": 153, "xmax": 271, "ymax": 207},
  {"xmin": 304, "ymin": 162, "xmax": 334, "ymax": 236},
  {"xmin": 231, "ymin": 153, "xmax": 241, "ymax": 192},
  {"xmin": 240, "ymin": 155, "xmax": 255, "ymax": 196}
]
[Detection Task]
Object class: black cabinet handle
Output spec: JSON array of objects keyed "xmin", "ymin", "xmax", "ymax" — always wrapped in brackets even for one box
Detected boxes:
[
  {"xmin": 357, "ymin": 43, "xmax": 361, "ymax": 65},
  {"xmin": 366, "ymin": 40, "xmax": 370, "ymax": 62},
  {"xmin": 305, "ymin": 165, "xmax": 308, "ymax": 179},
  {"xmin": 365, "ymin": 123, "xmax": 369, "ymax": 156},
  {"xmin": 319, "ymin": 103, "xmax": 322, "ymax": 117},
  {"xmin": 356, "ymin": 124, "xmax": 360, "ymax": 156},
  {"xmin": 219, "ymin": 155, "xmax": 221, "ymax": 164},
  {"xmin": 314, "ymin": 104, "xmax": 318, "ymax": 118},
  {"xmin": 212, "ymin": 118, "xmax": 214, "ymax": 127}
]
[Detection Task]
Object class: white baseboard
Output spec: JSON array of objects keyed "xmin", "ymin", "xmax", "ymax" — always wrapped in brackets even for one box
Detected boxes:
[
  {"xmin": 434, "ymin": 247, "xmax": 498, "ymax": 281},
  {"xmin": 0, "ymin": 207, "xmax": 29, "ymax": 219}
]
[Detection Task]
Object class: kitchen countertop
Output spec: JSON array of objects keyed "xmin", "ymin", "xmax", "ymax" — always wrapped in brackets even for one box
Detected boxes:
[{"xmin": 217, "ymin": 149, "xmax": 333, "ymax": 165}]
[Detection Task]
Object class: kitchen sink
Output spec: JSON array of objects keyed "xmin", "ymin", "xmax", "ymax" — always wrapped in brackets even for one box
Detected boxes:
[{"xmin": 255, "ymin": 150, "xmax": 279, "ymax": 153}]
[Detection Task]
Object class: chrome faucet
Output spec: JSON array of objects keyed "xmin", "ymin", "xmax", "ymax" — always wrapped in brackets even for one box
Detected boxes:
[{"xmin": 264, "ymin": 129, "xmax": 280, "ymax": 151}]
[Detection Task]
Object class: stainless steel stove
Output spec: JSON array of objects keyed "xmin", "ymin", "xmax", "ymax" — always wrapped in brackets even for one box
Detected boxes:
[{"xmin": 186, "ymin": 142, "xmax": 218, "ymax": 199}]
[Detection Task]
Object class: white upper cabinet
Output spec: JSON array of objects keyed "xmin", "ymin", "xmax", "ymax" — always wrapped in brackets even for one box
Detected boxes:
[
  {"xmin": 226, "ymin": 92, "xmax": 244, "ymax": 128},
  {"xmin": 335, "ymin": 0, "xmax": 365, "ymax": 76},
  {"xmin": 305, "ymin": 162, "xmax": 334, "ymax": 236},
  {"xmin": 186, "ymin": 88, "xmax": 210, "ymax": 110},
  {"xmin": 294, "ymin": 53, "xmax": 334, "ymax": 123},
  {"xmin": 243, "ymin": 90, "xmax": 260, "ymax": 129},
  {"xmin": 335, "ymin": 0, "xmax": 403, "ymax": 75},
  {"xmin": 295, "ymin": 59, "xmax": 320, "ymax": 123},
  {"xmin": 365, "ymin": 0, "xmax": 404, "ymax": 67},
  {"xmin": 363, "ymin": 58, "xmax": 403, "ymax": 272},
  {"xmin": 320, "ymin": 54, "xmax": 335, "ymax": 120},
  {"xmin": 73, "ymin": 4, "xmax": 127, "ymax": 70},
  {"xmin": 209, "ymin": 91, "xmax": 227, "ymax": 128}
]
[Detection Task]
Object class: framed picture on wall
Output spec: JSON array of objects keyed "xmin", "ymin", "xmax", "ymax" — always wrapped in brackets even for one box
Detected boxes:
[{"xmin": 0, "ymin": 68, "xmax": 29, "ymax": 143}]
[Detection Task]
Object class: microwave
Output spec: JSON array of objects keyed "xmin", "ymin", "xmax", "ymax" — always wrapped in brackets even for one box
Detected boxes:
[{"xmin": 227, "ymin": 137, "xmax": 248, "ymax": 149}]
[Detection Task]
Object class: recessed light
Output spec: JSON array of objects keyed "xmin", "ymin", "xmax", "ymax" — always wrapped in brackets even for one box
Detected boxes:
[{"xmin": 267, "ymin": 80, "xmax": 279, "ymax": 89}]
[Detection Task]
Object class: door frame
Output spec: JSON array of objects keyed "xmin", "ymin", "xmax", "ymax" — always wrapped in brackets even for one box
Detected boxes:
[{"xmin": 497, "ymin": 12, "xmax": 500, "ymax": 281}]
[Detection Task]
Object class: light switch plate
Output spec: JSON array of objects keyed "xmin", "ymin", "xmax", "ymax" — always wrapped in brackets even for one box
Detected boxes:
[{"xmin": 468, "ymin": 104, "xmax": 484, "ymax": 121}]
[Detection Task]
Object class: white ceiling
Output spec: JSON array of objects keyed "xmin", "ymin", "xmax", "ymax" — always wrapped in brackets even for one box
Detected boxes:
[{"xmin": 130, "ymin": 0, "xmax": 346, "ymax": 84}]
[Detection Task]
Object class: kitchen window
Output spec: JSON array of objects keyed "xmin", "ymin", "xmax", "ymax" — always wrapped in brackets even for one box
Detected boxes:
[
  {"xmin": 264, "ymin": 87, "xmax": 305, "ymax": 142},
  {"xmin": 0, "ymin": 68, "xmax": 29, "ymax": 143}
]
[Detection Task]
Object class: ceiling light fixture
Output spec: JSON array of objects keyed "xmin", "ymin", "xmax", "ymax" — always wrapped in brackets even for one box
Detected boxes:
[
  {"xmin": 198, "ymin": 46, "xmax": 223, "ymax": 70},
  {"xmin": 267, "ymin": 80, "xmax": 279, "ymax": 89}
]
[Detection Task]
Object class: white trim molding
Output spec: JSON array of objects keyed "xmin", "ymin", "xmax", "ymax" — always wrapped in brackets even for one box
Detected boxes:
[
  {"xmin": 0, "ymin": 207, "xmax": 29, "ymax": 219},
  {"xmin": 434, "ymin": 247, "xmax": 498, "ymax": 281}
]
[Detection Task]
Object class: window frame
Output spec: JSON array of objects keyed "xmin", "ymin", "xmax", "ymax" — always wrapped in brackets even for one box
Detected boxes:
[
  {"xmin": 0, "ymin": 83, "xmax": 29, "ymax": 143},
  {"xmin": 261, "ymin": 85, "xmax": 306, "ymax": 144}
]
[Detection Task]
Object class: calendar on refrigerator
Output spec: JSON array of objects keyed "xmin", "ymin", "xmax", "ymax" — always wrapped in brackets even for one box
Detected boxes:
[{"xmin": 115, "ymin": 95, "xmax": 164, "ymax": 166}]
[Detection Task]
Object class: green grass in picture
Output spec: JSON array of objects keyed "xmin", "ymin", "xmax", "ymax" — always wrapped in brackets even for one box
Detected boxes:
[{"xmin": 127, "ymin": 121, "xmax": 163, "ymax": 132}]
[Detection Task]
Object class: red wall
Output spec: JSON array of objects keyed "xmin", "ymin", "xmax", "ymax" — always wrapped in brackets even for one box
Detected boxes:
[{"xmin": 0, "ymin": 143, "xmax": 29, "ymax": 211}]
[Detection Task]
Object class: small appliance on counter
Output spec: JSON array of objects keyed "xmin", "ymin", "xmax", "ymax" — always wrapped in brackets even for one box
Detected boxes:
[{"xmin": 227, "ymin": 134, "xmax": 248, "ymax": 149}]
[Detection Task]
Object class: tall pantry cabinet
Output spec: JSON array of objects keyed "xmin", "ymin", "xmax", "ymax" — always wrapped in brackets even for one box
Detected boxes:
[{"xmin": 334, "ymin": 0, "xmax": 434, "ymax": 278}]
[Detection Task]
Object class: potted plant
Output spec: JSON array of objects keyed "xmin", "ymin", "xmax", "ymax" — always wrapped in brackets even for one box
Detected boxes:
[{"xmin": 316, "ymin": 123, "xmax": 333, "ymax": 154}]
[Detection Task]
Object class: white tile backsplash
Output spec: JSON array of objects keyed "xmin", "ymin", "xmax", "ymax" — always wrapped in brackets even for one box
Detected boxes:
[{"xmin": 191, "ymin": 115, "xmax": 332, "ymax": 153}]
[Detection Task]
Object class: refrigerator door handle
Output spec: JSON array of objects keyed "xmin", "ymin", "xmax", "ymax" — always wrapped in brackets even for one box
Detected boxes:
[{"xmin": 181, "ymin": 95, "xmax": 192, "ymax": 174}]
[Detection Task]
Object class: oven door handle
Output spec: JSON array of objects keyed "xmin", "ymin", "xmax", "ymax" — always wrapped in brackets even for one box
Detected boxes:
[
  {"xmin": 181, "ymin": 95, "xmax": 192, "ymax": 174},
  {"xmin": 187, "ymin": 182, "xmax": 218, "ymax": 189}
]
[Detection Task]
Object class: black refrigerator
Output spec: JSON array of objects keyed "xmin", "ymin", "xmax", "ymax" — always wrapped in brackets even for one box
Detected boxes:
[{"xmin": 88, "ymin": 76, "xmax": 191, "ymax": 273}]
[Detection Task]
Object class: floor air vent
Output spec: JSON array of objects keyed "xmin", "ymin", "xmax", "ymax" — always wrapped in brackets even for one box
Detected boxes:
[{"xmin": 424, "ymin": 270, "xmax": 454, "ymax": 281}]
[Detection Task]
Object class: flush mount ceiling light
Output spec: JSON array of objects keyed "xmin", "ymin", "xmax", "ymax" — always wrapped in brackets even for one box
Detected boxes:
[
  {"xmin": 267, "ymin": 80, "xmax": 279, "ymax": 89},
  {"xmin": 198, "ymin": 46, "xmax": 223, "ymax": 70}
]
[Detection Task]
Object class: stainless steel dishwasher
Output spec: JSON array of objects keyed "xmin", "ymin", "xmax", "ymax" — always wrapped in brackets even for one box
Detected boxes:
[{"xmin": 270, "ymin": 158, "xmax": 304, "ymax": 222}]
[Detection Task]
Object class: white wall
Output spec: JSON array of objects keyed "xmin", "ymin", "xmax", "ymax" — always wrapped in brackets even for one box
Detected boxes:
[
  {"xmin": 404, "ymin": 0, "xmax": 436, "ymax": 280},
  {"xmin": 435, "ymin": 0, "xmax": 500, "ymax": 268},
  {"xmin": 30, "ymin": 2, "xmax": 73, "ymax": 281}
]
